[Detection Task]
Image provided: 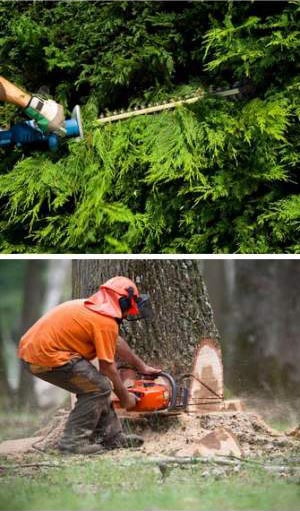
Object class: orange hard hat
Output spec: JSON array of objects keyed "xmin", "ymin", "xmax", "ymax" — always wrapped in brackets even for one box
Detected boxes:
[
  {"xmin": 100, "ymin": 276, "xmax": 139, "ymax": 298},
  {"xmin": 84, "ymin": 276, "xmax": 140, "ymax": 318},
  {"xmin": 101, "ymin": 276, "xmax": 140, "ymax": 316}
]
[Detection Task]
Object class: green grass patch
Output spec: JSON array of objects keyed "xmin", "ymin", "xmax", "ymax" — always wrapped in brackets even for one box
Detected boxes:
[{"xmin": 0, "ymin": 455, "xmax": 299, "ymax": 510}]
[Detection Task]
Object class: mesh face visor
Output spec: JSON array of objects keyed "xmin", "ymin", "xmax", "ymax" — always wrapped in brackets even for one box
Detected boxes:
[{"xmin": 127, "ymin": 293, "xmax": 153, "ymax": 321}]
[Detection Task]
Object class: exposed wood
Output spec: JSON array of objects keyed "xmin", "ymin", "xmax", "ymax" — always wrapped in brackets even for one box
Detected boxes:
[
  {"xmin": 187, "ymin": 338, "xmax": 224, "ymax": 413},
  {"xmin": 175, "ymin": 427, "xmax": 242, "ymax": 458},
  {"xmin": 224, "ymin": 399, "xmax": 245, "ymax": 412},
  {"xmin": 286, "ymin": 426, "xmax": 300, "ymax": 439}
]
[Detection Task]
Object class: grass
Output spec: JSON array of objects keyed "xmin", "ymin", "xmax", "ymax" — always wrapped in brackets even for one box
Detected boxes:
[
  {"xmin": 0, "ymin": 407, "xmax": 299, "ymax": 510},
  {"xmin": 0, "ymin": 454, "xmax": 299, "ymax": 511}
]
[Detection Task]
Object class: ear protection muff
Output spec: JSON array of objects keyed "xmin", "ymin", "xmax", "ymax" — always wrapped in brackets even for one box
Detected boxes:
[{"xmin": 119, "ymin": 287, "xmax": 139, "ymax": 316}]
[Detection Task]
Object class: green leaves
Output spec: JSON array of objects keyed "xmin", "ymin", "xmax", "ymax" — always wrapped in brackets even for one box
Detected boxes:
[{"xmin": 1, "ymin": 1, "xmax": 300, "ymax": 253}]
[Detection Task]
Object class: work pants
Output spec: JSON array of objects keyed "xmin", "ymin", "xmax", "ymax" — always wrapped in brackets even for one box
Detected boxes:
[{"xmin": 24, "ymin": 357, "xmax": 122, "ymax": 449}]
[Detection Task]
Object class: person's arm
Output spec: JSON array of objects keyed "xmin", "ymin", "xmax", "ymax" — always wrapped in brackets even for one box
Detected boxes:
[
  {"xmin": 116, "ymin": 336, "xmax": 161, "ymax": 374},
  {"xmin": 0, "ymin": 76, "xmax": 65, "ymax": 134},
  {"xmin": 99, "ymin": 359, "xmax": 137, "ymax": 410},
  {"xmin": 0, "ymin": 76, "xmax": 30, "ymax": 106}
]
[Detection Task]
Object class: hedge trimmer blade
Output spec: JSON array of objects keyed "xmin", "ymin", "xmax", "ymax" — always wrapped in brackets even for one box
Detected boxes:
[{"xmin": 96, "ymin": 85, "xmax": 244, "ymax": 124}]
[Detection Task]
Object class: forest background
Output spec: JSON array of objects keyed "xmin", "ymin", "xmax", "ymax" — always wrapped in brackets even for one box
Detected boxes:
[
  {"xmin": 1, "ymin": 258, "xmax": 299, "ymax": 427},
  {"xmin": 1, "ymin": 1, "xmax": 300, "ymax": 254}
]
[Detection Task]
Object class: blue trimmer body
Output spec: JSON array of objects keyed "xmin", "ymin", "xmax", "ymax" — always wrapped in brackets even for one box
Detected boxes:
[{"xmin": 0, "ymin": 105, "xmax": 83, "ymax": 152}]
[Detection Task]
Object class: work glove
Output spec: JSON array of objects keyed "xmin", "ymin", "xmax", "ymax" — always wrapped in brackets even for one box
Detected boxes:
[{"xmin": 24, "ymin": 96, "xmax": 66, "ymax": 136}]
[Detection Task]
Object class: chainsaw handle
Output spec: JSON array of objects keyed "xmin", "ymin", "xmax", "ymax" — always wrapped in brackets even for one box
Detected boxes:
[
  {"xmin": 157, "ymin": 371, "xmax": 177, "ymax": 410},
  {"xmin": 137, "ymin": 371, "xmax": 177, "ymax": 408},
  {"xmin": 117, "ymin": 367, "xmax": 178, "ymax": 410}
]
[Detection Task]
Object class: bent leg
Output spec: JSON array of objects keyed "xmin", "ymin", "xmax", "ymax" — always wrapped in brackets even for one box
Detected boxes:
[{"xmin": 26, "ymin": 358, "xmax": 121, "ymax": 450}]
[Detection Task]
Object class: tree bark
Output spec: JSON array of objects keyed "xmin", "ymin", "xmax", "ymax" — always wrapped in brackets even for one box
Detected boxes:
[
  {"xmin": 17, "ymin": 260, "xmax": 46, "ymax": 409},
  {"xmin": 72, "ymin": 260, "xmax": 219, "ymax": 376}
]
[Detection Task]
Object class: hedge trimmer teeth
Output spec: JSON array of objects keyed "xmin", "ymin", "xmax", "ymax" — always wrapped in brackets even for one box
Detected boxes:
[{"xmin": 97, "ymin": 84, "xmax": 247, "ymax": 125}]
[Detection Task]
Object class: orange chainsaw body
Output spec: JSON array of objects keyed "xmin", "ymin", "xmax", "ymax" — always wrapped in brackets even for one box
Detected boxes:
[{"xmin": 114, "ymin": 379, "xmax": 171, "ymax": 412}]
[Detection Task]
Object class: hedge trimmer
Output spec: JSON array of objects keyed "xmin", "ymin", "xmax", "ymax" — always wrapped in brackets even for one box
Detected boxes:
[
  {"xmin": 0, "ymin": 105, "xmax": 83, "ymax": 152},
  {"xmin": 0, "ymin": 83, "xmax": 247, "ymax": 152},
  {"xmin": 97, "ymin": 84, "xmax": 242, "ymax": 125}
]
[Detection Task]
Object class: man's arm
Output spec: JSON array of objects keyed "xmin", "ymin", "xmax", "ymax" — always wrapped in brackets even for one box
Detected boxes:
[
  {"xmin": 0, "ymin": 76, "xmax": 65, "ymax": 134},
  {"xmin": 116, "ymin": 336, "xmax": 161, "ymax": 374},
  {"xmin": 99, "ymin": 359, "xmax": 137, "ymax": 410},
  {"xmin": 0, "ymin": 76, "xmax": 30, "ymax": 107}
]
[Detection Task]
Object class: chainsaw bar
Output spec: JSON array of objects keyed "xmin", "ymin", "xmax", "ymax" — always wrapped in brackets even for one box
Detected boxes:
[{"xmin": 97, "ymin": 86, "xmax": 241, "ymax": 124}]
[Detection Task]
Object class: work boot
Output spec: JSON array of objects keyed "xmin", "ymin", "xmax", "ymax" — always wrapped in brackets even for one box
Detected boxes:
[
  {"xmin": 103, "ymin": 432, "xmax": 144, "ymax": 450},
  {"xmin": 58, "ymin": 442, "xmax": 105, "ymax": 455}
]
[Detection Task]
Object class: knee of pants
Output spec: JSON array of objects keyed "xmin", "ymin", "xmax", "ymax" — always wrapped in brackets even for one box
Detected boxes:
[{"xmin": 76, "ymin": 376, "xmax": 112, "ymax": 398}]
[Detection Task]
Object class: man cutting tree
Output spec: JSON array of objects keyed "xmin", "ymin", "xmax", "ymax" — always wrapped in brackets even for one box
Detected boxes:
[
  {"xmin": 0, "ymin": 75, "xmax": 65, "ymax": 134},
  {"xmin": 18, "ymin": 276, "xmax": 160, "ymax": 455}
]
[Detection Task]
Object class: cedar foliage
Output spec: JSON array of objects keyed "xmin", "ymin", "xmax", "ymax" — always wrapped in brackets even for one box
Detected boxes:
[{"xmin": 0, "ymin": 1, "xmax": 300, "ymax": 253}]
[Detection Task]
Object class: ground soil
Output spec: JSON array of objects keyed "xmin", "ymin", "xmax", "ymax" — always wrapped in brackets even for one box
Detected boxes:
[{"xmin": 1, "ymin": 407, "xmax": 299, "ymax": 460}]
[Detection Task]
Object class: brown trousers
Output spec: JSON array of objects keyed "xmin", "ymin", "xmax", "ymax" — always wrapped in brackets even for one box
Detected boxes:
[{"xmin": 25, "ymin": 357, "xmax": 122, "ymax": 449}]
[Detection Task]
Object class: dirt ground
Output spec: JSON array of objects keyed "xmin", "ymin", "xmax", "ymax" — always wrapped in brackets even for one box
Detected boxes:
[{"xmin": 1, "ymin": 405, "xmax": 299, "ymax": 461}]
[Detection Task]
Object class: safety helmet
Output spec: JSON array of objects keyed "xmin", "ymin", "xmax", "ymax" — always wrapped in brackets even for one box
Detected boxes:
[
  {"xmin": 102, "ymin": 276, "xmax": 153, "ymax": 320},
  {"xmin": 85, "ymin": 276, "xmax": 152, "ymax": 321}
]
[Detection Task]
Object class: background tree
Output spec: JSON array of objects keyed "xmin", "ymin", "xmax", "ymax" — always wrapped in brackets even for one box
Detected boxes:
[
  {"xmin": 0, "ymin": 260, "xmax": 71, "ymax": 410},
  {"xmin": 1, "ymin": 1, "xmax": 300, "ymax": 254},
  {"xmin": 72, "ymin": 259, "xmax": 219, "ymax": 376},
  {"xmin": 203, "ymin": 259, "xmax": 300, "ymax": 397},
  {"xmin": 0, "ymin": 261, "xmax": 26, "ymax": 408},
  {"xmin": 17, "ymin": 260, "xmax": 46, "ymax": 409}
]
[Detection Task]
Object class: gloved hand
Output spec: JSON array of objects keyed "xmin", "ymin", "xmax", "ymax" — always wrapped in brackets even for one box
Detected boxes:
[{"xmin": 24, "ymin": 96, "xmax": 66, "ymax": 136}]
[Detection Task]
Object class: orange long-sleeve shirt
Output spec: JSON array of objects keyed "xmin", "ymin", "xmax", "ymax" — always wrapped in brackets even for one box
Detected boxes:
[{"xmin": 18, "ymin": 299, "xmax": 118, "ymax": 367}]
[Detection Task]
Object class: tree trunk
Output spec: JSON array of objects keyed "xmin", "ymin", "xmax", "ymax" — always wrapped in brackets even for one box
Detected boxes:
[
  {"xmin": 204, "ymin": 260, "xmax": 300, "ymax": 397},
  {"xmin": 72, "ymin": 260, "xmax": 219, "ymax": 376},
  {"xmin": 0, "ymin": 324, "xmax": 13, "ymax": 408},
  {"xmin": 18, "ymin": 261, "xmax": 46, "ymax": 409}
]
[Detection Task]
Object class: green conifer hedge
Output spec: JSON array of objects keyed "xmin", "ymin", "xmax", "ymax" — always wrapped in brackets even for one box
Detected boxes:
[{"xmin": 0, "ymin": 1, "xmax": 300, "ymax": 253}]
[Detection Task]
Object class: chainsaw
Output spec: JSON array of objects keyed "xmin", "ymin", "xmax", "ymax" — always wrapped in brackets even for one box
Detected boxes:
[
  {"xmin": 113, "ymin": 371, "xmax": 188, "ymax": 413},
  {"xmin": 113, "ymin": 368, "xmax": 225, "ymax": 413},
  {"xmin": 0, "ymin": 105, "xmax": 83, "ymax": 152}
]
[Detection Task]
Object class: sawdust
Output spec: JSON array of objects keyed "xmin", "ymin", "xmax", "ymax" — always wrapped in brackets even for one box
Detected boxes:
[
  {"xmin": 134, "ymin": 412, "xmax": 299, "ymax": 459},
  {"xmin": 0, "ymin": 409, "xmax": 299, "ymax": 460},
  {"xmin": 0, "ymin": 437, "xmax": 43, "ymax": 457}
]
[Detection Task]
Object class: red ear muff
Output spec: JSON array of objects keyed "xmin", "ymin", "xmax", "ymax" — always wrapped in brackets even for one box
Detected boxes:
[
  {"xmin": 126, "ymin": 286, "xmax": 139, "ymax": 315},
  {"xmin": 119, "ymin": 287, "xmax": 139, "ymax": 315},
  {"xmin": 127, "ymin": 296, "xmax": 139, "ymax": 315}
]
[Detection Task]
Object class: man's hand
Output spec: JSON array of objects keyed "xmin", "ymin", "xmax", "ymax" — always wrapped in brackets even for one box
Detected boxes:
[
  {"xmin": 100, "ymin": 360, "xmax": 140, "ymax": 411},
  {"xmin": 116, "ymin": 337, "xmax": 161, "ymax": 375},
  {"xmin": 139, "ymin": 364, "xmax": 161, "ymax": 375},
  {"xmin": 121, "ymin": 392, "xmax": 139, "ymax": 411},
  {"xmin": 24, "ymin": 96, "xmax": 66, "ymax": 135}
]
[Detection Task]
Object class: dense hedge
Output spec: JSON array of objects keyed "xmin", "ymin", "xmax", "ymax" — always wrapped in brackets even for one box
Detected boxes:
[{"xmin": 0, "ymin": 1, "xmax": 300, "ymax": 253}]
